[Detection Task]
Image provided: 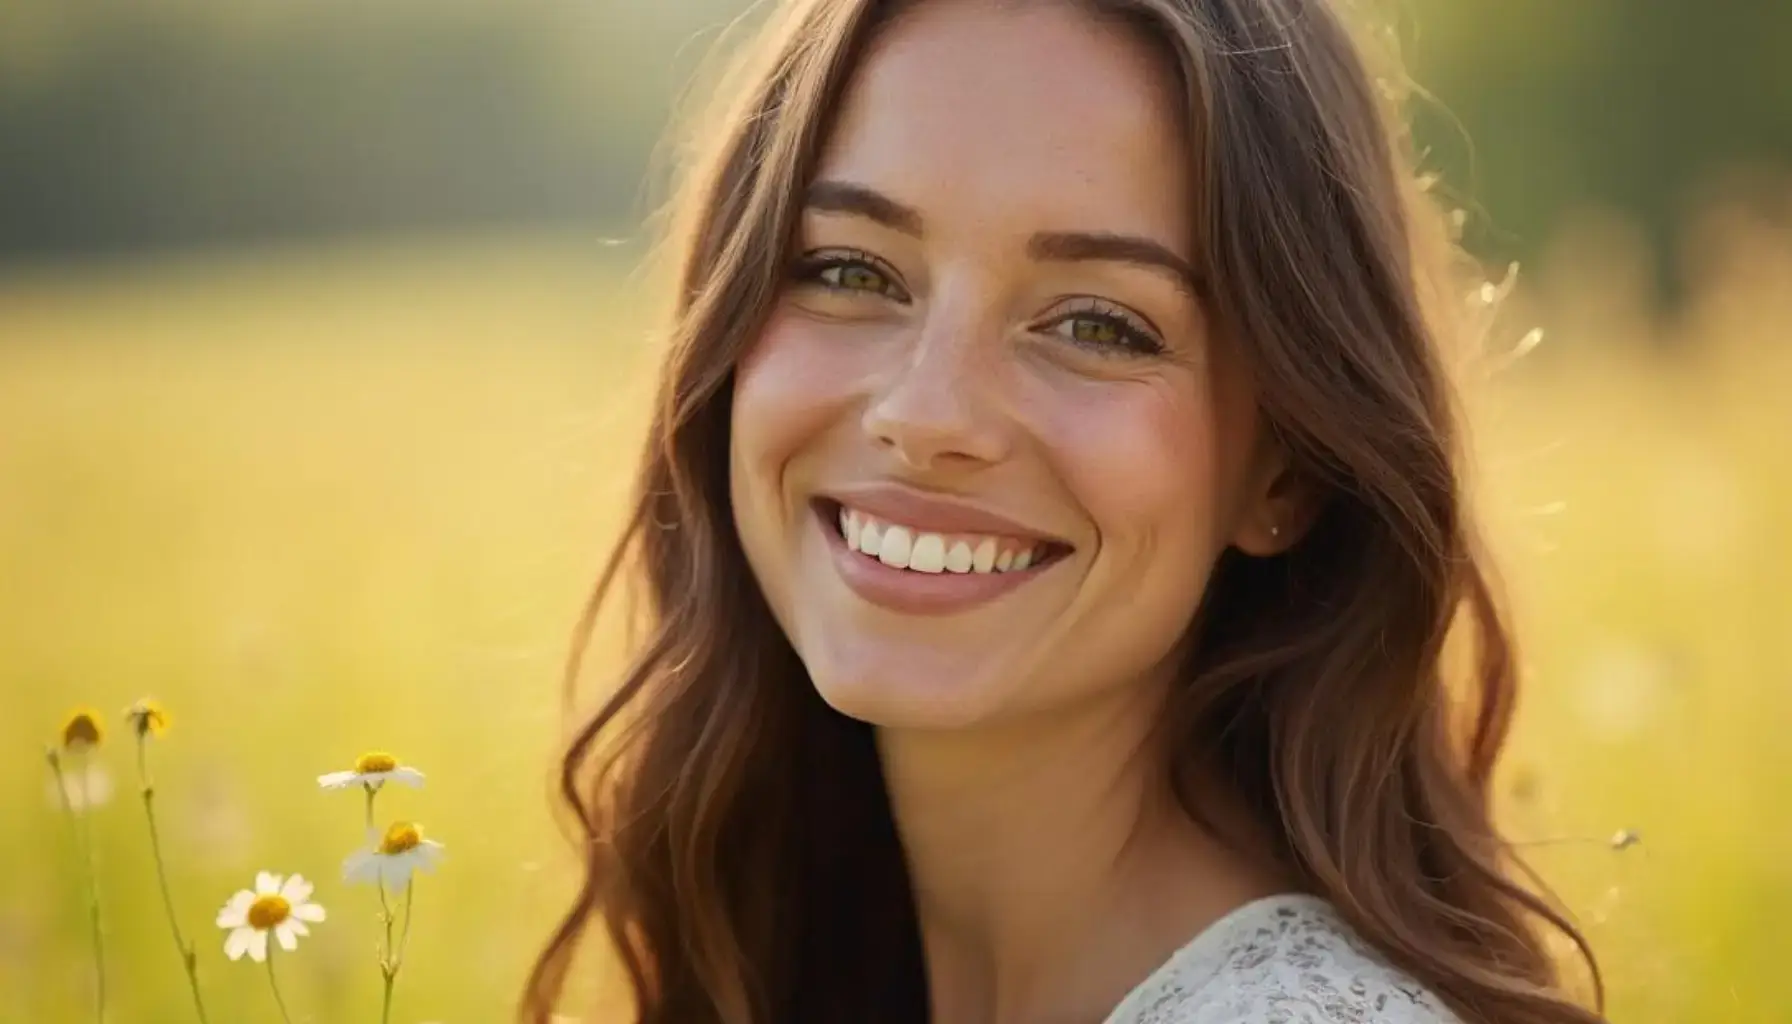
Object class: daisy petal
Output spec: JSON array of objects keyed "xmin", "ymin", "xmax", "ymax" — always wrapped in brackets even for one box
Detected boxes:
[
  {"xmin": 225, "ymin": 927, "xmax": 253, "ymax": 961},
  {"xmin": 317, "ymin": 771, "xmax": 359, "ymax": 789},
  {"xmin": 256, "ymin": 871, "xmax": 281, "ymax": 895},
  {"xmin": 293, "ymin": 901, "xmax": 327, "ymax": 923},
  {"xmin": 248, "ymin": 929, "xmax": 270, "ymax": 963},
  {"xmin": 280, "ymin": 874, "xmax": 314, "ymax": 904},
  {"xmin": 216, "ymin": 890, "xmax": 254, "ymax": 928},
  {"xmin": 287, "ymin": 917, "xmax": 311, "ymax": 937},
  {"xmin": 83, "ymin": 768, "xmax": 114, "ymax": 807},
  {"xmin": 342, "ymin": 849, "xmax": 378, "ymax": 885},
  {"xmin": 275, "ymin": 921, "xmax": 299, "ymax": 951},
  {"xmin": 390, "ymin": 767, "xmax": 426, "ymax": 787}
]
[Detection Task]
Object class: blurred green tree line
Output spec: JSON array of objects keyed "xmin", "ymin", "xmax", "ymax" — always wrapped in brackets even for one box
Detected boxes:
[{"xmin": 1, "ymin": 0, "xmax": 1788, "ymax": 296}]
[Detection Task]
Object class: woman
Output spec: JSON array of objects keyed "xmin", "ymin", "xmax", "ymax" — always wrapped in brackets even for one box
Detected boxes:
[{"xmin": 526, "ymin": 0, "xmax": 1605, "ymax": 1022}]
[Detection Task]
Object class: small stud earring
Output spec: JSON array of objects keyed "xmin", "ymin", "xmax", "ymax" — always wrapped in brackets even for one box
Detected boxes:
[{"xmin": 1269, "ymin": 524, "xmax": 1281, "ymax": 538}]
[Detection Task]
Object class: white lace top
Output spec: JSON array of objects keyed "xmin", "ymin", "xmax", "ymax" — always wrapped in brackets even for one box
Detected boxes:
[{"xmin": 1103, "ymin": 894, "xmax": 1462, "ymax": 1024}]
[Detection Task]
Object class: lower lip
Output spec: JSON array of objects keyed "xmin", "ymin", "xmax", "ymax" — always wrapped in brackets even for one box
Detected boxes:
[{"xmin": 819, "ymin": 509, "xmax": 1055, "ymax": 616}]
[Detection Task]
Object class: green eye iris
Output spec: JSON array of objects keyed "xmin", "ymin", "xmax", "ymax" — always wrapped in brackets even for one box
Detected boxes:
[
  {"xmin": 1044, "ymin": 302, "xmax": 1166, "ymax": 358},
  {"xmin": 1068, "ymin": 318, "xmax": 1121, "ymax": 346},
  {"xmin": 822, "ymin": 263, "xmax": 892, "ymax": 294},
  {"xmin": 793, "ymin": 249, "xmax": 909, "ymax": 301}
]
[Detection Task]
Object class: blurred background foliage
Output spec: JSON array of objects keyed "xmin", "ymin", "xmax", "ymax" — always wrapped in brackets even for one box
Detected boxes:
[
  {"xmin": 4, "ymin": 0, "xmax": 1792, "ymax": 297},
  {"xmin": 2, "ymin": 1, "xmax": 1788, "ymax": 1023}
]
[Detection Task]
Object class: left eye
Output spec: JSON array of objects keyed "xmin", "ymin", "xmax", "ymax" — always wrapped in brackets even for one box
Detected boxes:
[
  {"xmin": 1056, "ymin": 316, "xmax": 1124, "ymax": 347},
  {"xmin": 1043, "ymin": 305, "xmax": 1165, "ymax": 357}
]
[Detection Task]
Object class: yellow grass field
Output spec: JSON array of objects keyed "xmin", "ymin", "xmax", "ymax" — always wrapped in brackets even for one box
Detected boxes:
[{"xmin": 1, "ymin": 223, "xmax": 1787, "ymax": 1023}]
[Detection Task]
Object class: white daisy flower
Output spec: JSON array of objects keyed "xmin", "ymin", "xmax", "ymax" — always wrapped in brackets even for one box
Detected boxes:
[
  {"xmin": 343, "ymin": 822, "xmax": 445, "ymax": 888},
  {"xmin": 317, "ymin": 751, "xmax": 425, "ymax": 792},
  {"xmin": 45, "ymin": 761, "xmax": 113, "ymax": 812},
  {"xmin": 216, "ymin": 871, "xmax": 326, "ymax": 962},
  {"xmin": 46, "ymin": 711, "xmax": 113, "ymax": 814},
  {"xmin": 123, "ymin": 698, "xmax": 171, "ymax": 740},
  {"xmin": 60, "ymin": 708, "xmax": 106, "ymax": 753}
]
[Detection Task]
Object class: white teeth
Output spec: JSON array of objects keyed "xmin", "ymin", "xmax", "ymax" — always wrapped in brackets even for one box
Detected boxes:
[
  {"xmin": 972, "ymin": 538, "xmax": 997, "ymax": 573},
  {"xmin": 835, "ymin": 505, "xmax": 1054, "ymax": 575},
  {"xmin": 878, "ymin": 525, "xmax": 913, "ymax": 568},
  {"xmin": 945, "ymin": 541, "xmax": 974, "ymax": 573},
  {"xmin": 909, "ymin": 533, "xmax": 946, "ymax": 573}
]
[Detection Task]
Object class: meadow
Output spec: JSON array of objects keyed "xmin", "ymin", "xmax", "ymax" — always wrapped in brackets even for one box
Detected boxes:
[{"xmin": 1, "ymin": 213, "xmax": 1787, "ymax": 1022}]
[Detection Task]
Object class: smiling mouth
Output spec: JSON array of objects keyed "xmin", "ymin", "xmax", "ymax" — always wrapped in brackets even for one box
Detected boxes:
[{"xmin": 815, "ymin": 499, "xmax": 1072, "ymax": 575}]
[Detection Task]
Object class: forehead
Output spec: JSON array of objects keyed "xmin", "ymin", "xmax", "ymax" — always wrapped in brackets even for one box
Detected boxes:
[{"xmin": 814, "ymin": 0, "xmax": 1193, "ymax": 247}]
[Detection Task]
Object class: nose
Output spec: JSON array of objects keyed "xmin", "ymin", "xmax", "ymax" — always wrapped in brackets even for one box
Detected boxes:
[{"xmin": 861, "ymin": 318, "xmax": 1011, "ymax": 471}]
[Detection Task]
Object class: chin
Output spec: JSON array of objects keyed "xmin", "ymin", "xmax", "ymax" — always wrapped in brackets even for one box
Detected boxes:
[
  {"xmin": 810, "ymin": 677, "xmax": 988, "ymax": 732},
  {"xmin": 796, "ymin": 637, "xmax": 1024, "ymax": 732}
]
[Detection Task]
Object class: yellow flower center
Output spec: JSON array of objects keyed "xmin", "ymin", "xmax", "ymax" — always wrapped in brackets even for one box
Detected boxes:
[
  {"xmin": 354, "ymin": 751, "xmax": 399, "ymax": 774},
  {"xmin": 61, "ymin": 711, "xmax": 104, "ymax": 751},
  {"xmin": 127, "ymin": 700, "xmax": 169, "ymax": 738},
  {"xmin": 247, "ymin": 894, "xmax": 291, "ymax": 930},
  {"xmin": 377, "ymin": 822, "xmax": 423, "ymax": 855}
]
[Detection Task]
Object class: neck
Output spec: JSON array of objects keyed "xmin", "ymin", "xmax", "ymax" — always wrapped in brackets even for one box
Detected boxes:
[{"xmin": 878, "ymin": 685, "xmax": 1284, "ymax": 1024}]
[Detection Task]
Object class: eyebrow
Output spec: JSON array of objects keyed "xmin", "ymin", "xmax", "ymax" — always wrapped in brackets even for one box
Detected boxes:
[
  {"xmin": 1028, "ymin": 231, "xmax": 1204, "ymax": 296},
  {"xmin": 804, "ymin": 179, "xmax": 1203, "ymax": 294},
  {"xmin": 805, "ymin": 180, "xmax": 925, "ymax": 236}
]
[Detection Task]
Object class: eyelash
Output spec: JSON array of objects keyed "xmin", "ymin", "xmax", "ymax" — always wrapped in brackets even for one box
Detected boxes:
[
  {"xmin": 1039, "ymin": 298, "xmax": 1166, "ymax": 358},
  {"xmin": 790, "ymin": 249, "xmax": 909, "ymax": 300},
  {"xmin": 789, "ymin": 250, "xmax": 1165, "ymax": 358}
]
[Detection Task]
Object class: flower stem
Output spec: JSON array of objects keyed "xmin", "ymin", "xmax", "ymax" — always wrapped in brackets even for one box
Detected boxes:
[
  {"xmin": 376, "ymin": 879, "xmax": 419, "ymax": 1024},
  {"xmin": 395, "ymin": 878, "xmax": 415, "ymax": 966},
  {"xmin": 378, "ymin": 876, "xmax": 397, "ymax": 1024},
  {"xmin": 365, "ymin": 782, "xmax": 398, "ymax": 1024},
  {"xmin": 264, "ymin": 946, "xmax": 295, "ymax": 1024},
  {"xmin": 135, "ymin": 737, "xmax": 211, "ymax": 1023},
  {"xmin": 76, "ymin": 765, "xmax": 108, "ymax": 1022},
  {"xmin": 50, "ymin": 753, "xmax": 106, "ymax": 1023},
  {"xmin": 381, "ymin": 877, "xmax": 418, "ymax": 1024}
]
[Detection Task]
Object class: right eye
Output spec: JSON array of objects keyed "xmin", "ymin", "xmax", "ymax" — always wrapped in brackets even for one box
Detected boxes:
[{"xmin": 792, "ymin": 250, "xmax": 909, "ymax": 301}]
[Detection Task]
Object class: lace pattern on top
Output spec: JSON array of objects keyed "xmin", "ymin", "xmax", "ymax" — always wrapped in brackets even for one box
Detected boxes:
[{"xmin": 1103, "ymin": 895, "xmax": 1463, "ymax": 1024}]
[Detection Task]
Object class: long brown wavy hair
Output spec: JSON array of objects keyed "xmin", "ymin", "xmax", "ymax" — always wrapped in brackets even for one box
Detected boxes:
[{"xmin": 522, "ymin": 1, "xmax": 1605, "ymax": 1022}]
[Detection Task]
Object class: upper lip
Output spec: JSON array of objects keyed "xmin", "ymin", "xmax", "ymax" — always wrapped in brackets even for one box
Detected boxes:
[{"xmin": 819, "ymin": 483, "xmax": 1070, "ymax": 546}]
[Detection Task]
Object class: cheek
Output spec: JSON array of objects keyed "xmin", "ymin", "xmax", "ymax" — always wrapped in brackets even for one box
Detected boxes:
[
  {"xmin": 1020, "ymin": 370, "xmax": 1230, "ymax": 689},
  {"xmin": 732, "ymin": 306, "xmax": 872, "ymax": 478},
  {"xmin": 1034, "ymin": 373, "xmax": 1223, "ymax": 559},
  {"xmin": 730, "ymin": 308, "xmax": 869, "ymax": 567}
]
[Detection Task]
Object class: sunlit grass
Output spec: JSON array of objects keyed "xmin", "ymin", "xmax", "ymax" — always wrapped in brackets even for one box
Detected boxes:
[{"xmin": 2, "ymin": 221, "xmax": 1787, "ymax": 1022}]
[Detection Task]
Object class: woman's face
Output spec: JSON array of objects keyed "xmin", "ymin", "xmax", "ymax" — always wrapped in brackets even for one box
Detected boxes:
[{"xmin": 731, "ymin": 0, "xmax": 1284, "ymax": 730}]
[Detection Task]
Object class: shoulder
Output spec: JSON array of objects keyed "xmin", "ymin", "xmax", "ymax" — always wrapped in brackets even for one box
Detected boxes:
[{"xmin": 1107, "ymin": 895, "xmax": 1463, "ymax": 1024}]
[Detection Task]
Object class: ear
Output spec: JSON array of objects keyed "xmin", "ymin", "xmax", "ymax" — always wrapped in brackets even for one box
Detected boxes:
[{"xmin": 1229, "ymin": 437, "xmax": 1323, "ymax": 557}]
